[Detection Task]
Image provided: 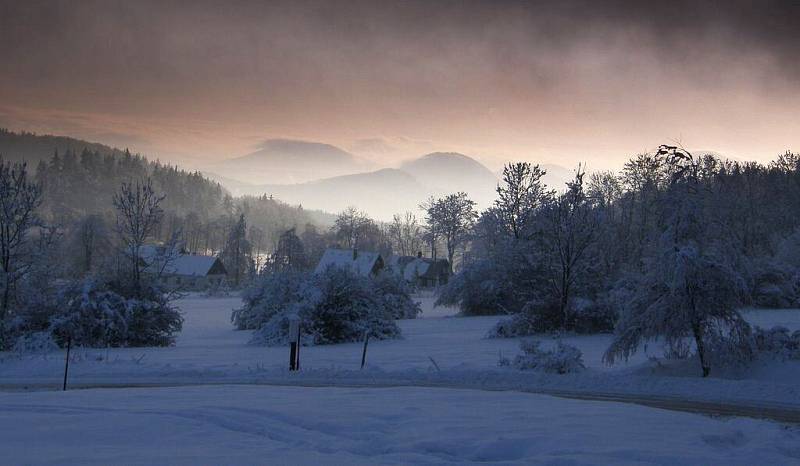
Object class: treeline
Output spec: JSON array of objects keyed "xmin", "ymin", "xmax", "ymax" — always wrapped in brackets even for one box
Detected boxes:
[
  {"xmin": 436, "ymin": 146, "xmax": 800, "ymax": 376},
  {"xmin": 0, "ymin": 129, "xmax": 331, "ymax": 278}
]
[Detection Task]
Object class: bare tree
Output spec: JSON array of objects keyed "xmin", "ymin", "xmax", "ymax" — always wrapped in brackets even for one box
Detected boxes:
[
  {"xmin": 389, "ymin": 212, "xmax": 423, "ymax": 256},
  {"xmin": 419, "ymin": 196, "xmax": 441, "ymax": 260},
  {"xmin": 248, "ymin": 225, "xmax": 267, "ymax": 272},
  {"xmin": 495, "ymin": 162, "xmax": 550, "ymax": 239},
  {"xmin": 113, "ymin": 178, "xmax": 165, "ymax": 292},
  {"xmin": 74, "ymin": 214, "xmax": 110, "ymax": 274},
  {"xmin": 544, "ymin": 165, "xmax": 598, "ymax": 328},
  {"xmin": 333, "ymin": 206, "xmax": 372, "ymax": 248},
  {"xmin": 0, "ymin": 160, "xmax": 42, "ymax": 317},
  {"xmin": 424, "ymin": 192, "xmax": 477, "ymax": 271}
]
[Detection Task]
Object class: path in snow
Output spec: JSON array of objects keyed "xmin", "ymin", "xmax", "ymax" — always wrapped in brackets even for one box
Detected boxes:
[{"xmin": 1, "ymin": 385, "xmax": 798, "ymax": 465}]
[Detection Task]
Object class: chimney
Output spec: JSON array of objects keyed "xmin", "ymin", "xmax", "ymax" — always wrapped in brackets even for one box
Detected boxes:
[
  {"xmin": 353, "ymin": 247, "xmax": 358, "ymax": 260},
  {"xmin": 417, "ymin": 251, "xmax": 423, "ymax": 258}
]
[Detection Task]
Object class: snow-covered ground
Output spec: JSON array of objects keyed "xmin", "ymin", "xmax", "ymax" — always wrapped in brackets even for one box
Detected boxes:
[
  {"xmin": 2, "ymin": 295, "xmax": 800, "ymax": 463},
  {"xmin": 2, "ymin": 384, "xmax": 798, "ymax": 465},
  {"xmin": 1, "ymin": 295, "xmax": 799, "ymax": 409}
]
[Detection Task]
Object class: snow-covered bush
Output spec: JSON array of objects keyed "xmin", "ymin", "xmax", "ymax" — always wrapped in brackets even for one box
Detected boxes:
[
  {"xmin": 204, "ymin": 280, "xmax": 233, "ymax": 298},
  {"xmin": 12, "ymin": 331, "xmax": 59, "ymax": 354},
  {"xmin": 751, "ymin": 326, "xmax": 800, "ymax": 360},
  {"xmin": 568, "ymin": 297, "xmax": 616, "ymax": 334},
  {"xmin": 373, "ymin": 271, "xmax": 421, "ymax": 319},
  {"xmin": 436, "ymin": 257, "xmax": 517, "ymax": 316},
  {"xmin": 749, "ymin": 260, "xmax": 799, "ymax": 308},
  {"xmin": 239, "ymin": 267, "xmax": 405, "ymax": 346},
  {"xmin": 47, "ymin": 278, "xmax": 183, "ymax": 347},
  {"xmin": 500, "ymin": 339, "xmax": 585, "ymax": 374},
  {"xmin": 232, "ymin": 270, "xmax": 306, "ymax": 330},
  {"xmin": 488, "ymin": 297, "xmax": 615, "ymax": 338},
  {"xmin": 437, "ymin": 240, "xmax": 548, "ymax": 316}
]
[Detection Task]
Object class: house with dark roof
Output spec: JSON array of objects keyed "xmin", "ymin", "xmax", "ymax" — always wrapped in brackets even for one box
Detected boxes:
[
  {"xmin": 386, "ymin": 253, "xmax": 450, "ymax": 288},
  {"xmin": 314, "ymin": 248, "xmax": 384, "ymax": 276}
]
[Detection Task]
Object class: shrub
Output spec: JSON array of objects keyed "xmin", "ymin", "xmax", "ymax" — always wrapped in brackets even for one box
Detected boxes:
[
  {"xmin": 750, "ymin": 262, "xmax": 799, "ymax": 308},
  {"xmin": 12, "ymin": 331, "xmax": 59, "ymax": 354},
  {"xmin": 373, "ymin": 271, "xmax": 421, "ymax": 319},
  {"xmin": 232, "ymin": 271, "xmax": 306, "ymax": 330},
  {"xmin": 436, "ymin": 257, "xmax": 516, "ymax": 315},
  {"xmin": 48, "ymin": 278, "xmax": 183, "ymax": 347},
  {"xmin": 239, "ymin": 267, "xmax": 407, "ymax": 346},
  {"xmin": 500, "ymin": 339, "xmax": 585, "ymax": 374},
  {"xmin": 437, "ymin": 241, "xmax": 547, "ymax": 316},
  {"xmin": 752, "ymin": 326, "xmax": 800, "ymax": 360},
  {"xmin": 488, "ymin": 297, "xmax": 615, "ymax": 338}
]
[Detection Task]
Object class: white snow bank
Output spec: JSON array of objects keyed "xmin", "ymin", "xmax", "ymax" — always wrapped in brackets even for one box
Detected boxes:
[{"xmin": 1, "ymin": 385, "xmax": 798, "ymax": 465}]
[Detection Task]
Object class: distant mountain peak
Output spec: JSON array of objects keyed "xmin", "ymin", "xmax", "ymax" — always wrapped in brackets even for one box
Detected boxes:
[
  {"xmin": 401, "ymin": 151, "xmax": 495, "ymax": 177},
  {"xmin": 254, "ymin": 138, "xmax": 353, "ymax": 156},
  {"xmin": 419, "ymin": 151, "xmax": 471, "ymax": 159},
  {"xmin": 217, "ymin": 139, "xmax": 366, "ymax": 185}
]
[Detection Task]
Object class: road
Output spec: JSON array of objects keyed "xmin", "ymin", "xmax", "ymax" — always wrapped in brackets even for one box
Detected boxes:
[{"xmin": 3, "ymin": 378, "xmax": 799, "ymax": 424}]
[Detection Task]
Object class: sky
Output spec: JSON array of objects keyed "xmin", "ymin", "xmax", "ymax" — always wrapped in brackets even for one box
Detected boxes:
[{"xmin": 2, "ymin": 0, "xmax": 800, "ymax": 171}]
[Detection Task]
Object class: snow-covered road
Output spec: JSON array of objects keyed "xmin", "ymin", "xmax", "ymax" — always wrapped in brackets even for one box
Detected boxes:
[{"xmin": 2, "ymin": 385, "xmax": 798, "ymax": 465}]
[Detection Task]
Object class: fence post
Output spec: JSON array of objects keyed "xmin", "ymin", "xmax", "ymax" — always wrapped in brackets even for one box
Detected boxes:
[
  {"xmin": 63, "ymin": 337, "xmax": 72, "ymax": 391},
  {"xmin": 289, "ymin": 317, "xmax": 300, "ymax": 371},
  {"xmin": 360, "ymin": 331, "xmax": 370, "ymax": 369},
  {"xmin": 295, "ymin": 321, "xmax": 301, "ymax": 371}
]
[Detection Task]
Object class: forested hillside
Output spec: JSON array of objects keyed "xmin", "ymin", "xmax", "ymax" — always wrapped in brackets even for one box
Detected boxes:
[{"xmin": 0, "ymin": 129, "xmax": 329, "ymax": 258}]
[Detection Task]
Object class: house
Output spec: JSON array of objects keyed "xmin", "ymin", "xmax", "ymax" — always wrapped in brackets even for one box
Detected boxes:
[
  {"xmin": 141, "ymin": 245, "xmax": 228, "ymax": 290},
  {"xmin": 314, "ymin": 248, "xmax": 384, "ymax": 276},
  {"xmin": 387, "ymin": 252, "xmax": 450, "ymax": 288}
]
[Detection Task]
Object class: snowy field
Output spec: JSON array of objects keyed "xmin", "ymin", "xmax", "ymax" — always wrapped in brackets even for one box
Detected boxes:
[
  {"xmin": 2, "ymin": 295, "xmax": 800, "ymax": 464},
  {"xmin": 1, "ymin": 295, "xmax": 799, "ymax": 406},
  {"xmin": 0, "ymin": 296, "xmax": 800, "ymax": 386},
  {"xmin": 2, "ymin": 385, "xmax": 799, "ymax": 465}
]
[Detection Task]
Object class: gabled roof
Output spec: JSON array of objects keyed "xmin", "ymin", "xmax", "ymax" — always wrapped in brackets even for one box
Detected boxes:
[
  {"xmin": 403, "ymin": 258, "xmax": 431, "ymax": 281},
  {"xmin": 387, "ymin": 255, "xmax": 450, "ymax": 280},
  {"xmin": 141, "ymin": 245, "xmax": 227, "ymax": 277},
  {"xmin": 159, "ymin": 255, "xmax": 226, "ymax": 277},
  {"xmin": 314, "ymin": 248, "xmax": 382, "ymax": 276}
]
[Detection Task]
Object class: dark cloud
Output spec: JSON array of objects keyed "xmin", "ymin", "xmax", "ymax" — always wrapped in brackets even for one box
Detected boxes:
[{"xmin": 0, "ymin": 0, "xmax": 799, "ymax": 167}]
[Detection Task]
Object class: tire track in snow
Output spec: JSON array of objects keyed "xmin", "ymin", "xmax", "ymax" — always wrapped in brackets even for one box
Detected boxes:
[{"xmin": 3, "ymin": 379, "xmax": 800, "ymax": 424}]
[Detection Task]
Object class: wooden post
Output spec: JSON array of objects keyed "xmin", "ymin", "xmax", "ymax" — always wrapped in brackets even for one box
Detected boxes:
[
  {"xmin": 63, "ymin": 337, "xmax": 72, "ymax": 391},
  {"xmin": 295, "ymin": 322, "xmax": 301, "ymax": 371},
  {"xmin": 289, "ymin": 317, "xmax": 300, "ymax": 371},
  {"xmin": 289, "ymin": 342, "xmax": 297, "ymax": 371},
  {"xmin": 360, "ymin": 332, "xmax": 370, "ymax": 369}
]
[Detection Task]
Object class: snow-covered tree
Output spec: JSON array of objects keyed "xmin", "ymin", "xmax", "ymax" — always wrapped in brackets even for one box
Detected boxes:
[
  {"xmin": 604, "ymin": 243, "xmax": 751, "ymax": 377},
  {"xmin": 270, "ymin": 228, "xmax": 307, "ymax": 272},
  {"xmin": 604, "ymin": 146, "xmax": 752, "ymax": 377},
  {"xmin": 49, "ymin": 278, "xmax": 183, "ymax": 347},
  {"xmin": 235, "ymin": 267, "xmax": 416, "ymax": 346},
  {"xmin": 423, "ymin": 192, "xmax": 477, "ymax": 272},
  {"xmin": 221, "ymin": 213, "xmax": 253, "ymax": 287},
  {"xmin": 542, "ymin": 165, "xmax": 598, "ymax": 328}
]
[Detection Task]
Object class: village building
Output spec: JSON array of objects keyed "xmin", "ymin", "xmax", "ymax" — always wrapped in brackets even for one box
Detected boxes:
[
  {"xmin": 141, "ymin": 245, "xmax": 228, "ymax": 291},
  {"xmin": 386, "ymin": 252, "xmax": 451, "ymax": 288},
  {"xmin": 314, "ymin": 248, "xmax": 384, "ymax": 276}
]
